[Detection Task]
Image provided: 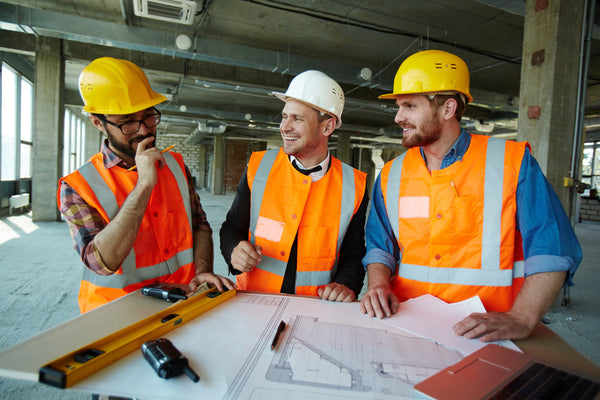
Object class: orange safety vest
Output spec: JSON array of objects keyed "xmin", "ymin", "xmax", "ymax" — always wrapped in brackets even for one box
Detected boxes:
[
  {"xmin": 237, "ymin": 148, "xmax": 366, "ymax": 296},
  {"xmin": 380, "ymin": 134, "xmax": 528, "ymax": 311},
  {"xmin": 58, "ymin": 151, "xmax": 195, "ymax": 313}
]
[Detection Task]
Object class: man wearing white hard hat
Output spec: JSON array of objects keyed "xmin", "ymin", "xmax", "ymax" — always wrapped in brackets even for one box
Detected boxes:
[{"xmin": 220, "ymin": 70, "xmax": 368, "ymax": 301}]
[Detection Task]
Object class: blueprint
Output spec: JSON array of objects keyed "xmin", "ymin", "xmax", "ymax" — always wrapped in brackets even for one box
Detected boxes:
[
  {"xmin": 222, "ymin": 294, "xmax": 463, "ymax": 400},
  {"xmin": 265, "ymin": 315, "xmax": 461, "ymax": 395}
]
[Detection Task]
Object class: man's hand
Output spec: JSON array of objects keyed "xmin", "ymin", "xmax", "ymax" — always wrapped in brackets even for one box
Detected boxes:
[
  {"xmin": 318, "ymin": 282, "xmax": 355, "ymax": 302},
  {"xmin": 231, "ymin": 241, "xmax": 263, "ymax": 273},
  {"xmin": 360, "ymin": 263, "xmax": 399, "ymax": 318},
  {"xmin": 134, "ymin": 136, "xmax": 166, "ymax": 187},
  {"xmin": 359, "ymin": 283, "xmax": 399, "ymax": 318},
  {"xmin": 453, "ymin": 271, "xmax": 567, "ymax": 342},
  {"xmin": 188, "ymin": 272, "xmax": 236, "ymax": 293},
  {"xmin": 452, "ymin": 310, "xmax": 535, "ymax": 342}
]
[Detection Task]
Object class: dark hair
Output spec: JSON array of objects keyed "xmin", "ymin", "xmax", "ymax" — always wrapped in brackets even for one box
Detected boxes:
[
  {"xmin": 92, "ymin": 113, "xmax": 109, "ymax": 130},
  {"xmin": 427, "ymin": 93, "xmax": 466, "ymax": 122}
]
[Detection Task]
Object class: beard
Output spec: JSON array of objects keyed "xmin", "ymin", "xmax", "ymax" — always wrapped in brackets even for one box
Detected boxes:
[
  {"xmin": 106, "ymin": 131, "xmax": 155, "ymax": 159},
  {"xmin": 401, "ymin": 111, "xmax": 443, "ymax": 149}
]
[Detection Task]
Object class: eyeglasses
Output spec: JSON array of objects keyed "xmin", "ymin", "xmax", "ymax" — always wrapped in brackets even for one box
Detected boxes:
[{"xmin": 100, "ymin": 110, "xmax": 161, "ymax": 135}]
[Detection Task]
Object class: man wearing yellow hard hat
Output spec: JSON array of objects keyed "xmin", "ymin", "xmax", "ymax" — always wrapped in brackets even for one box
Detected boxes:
[
  {"xmin": 360, "ymin": 50, "xmax": 582, "ymax": 341},
  {"xmin": 220, "ymin": 70, "xmax": 367, "ymax": 301},
  {"xmin": 58, "ymin": 57, "xmax": 234, "ymax": 313}
]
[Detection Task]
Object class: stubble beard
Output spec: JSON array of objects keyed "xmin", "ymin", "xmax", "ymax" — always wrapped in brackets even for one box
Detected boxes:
[
  {"xmin": 401, "ymin": 112, "xmax": 443, "ymax": 149},
  {"xmin": 106, "ymin": 131, "xmax": 155, "ymax": 159}
]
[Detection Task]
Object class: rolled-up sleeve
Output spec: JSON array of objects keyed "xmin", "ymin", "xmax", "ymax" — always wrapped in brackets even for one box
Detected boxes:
[
  {"xmin": 362, "ymin": 174, "xmax": 400, "ymax": 275},
  {"xmin": 516, "ymin": 149, "xmax": 582, "ymax": 286}
]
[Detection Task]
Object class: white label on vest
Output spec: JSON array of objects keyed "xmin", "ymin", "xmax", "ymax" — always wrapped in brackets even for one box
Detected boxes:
[
  {"xmin": 255, "ymin": 216, "xmax": 285, "ymax": 242},
  {"xmin": 399, "ymin": 196, "xmax": 430, "ymax": 218}
]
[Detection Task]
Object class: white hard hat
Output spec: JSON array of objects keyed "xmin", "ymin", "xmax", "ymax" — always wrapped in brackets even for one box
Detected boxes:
[{"xmin": 273, "ymin": 70, "xmax": 344, "ymax": 128}]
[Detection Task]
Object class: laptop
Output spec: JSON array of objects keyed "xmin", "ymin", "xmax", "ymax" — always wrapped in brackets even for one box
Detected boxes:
[{"xmin": 414, "ymin": 344, "xmax": 600, "ymax": 400}]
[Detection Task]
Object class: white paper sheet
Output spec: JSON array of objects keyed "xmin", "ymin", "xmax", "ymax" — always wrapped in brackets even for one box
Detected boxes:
[{"xmin": 380, "ymin": 294, "xmax": 521, "ymax": 355}]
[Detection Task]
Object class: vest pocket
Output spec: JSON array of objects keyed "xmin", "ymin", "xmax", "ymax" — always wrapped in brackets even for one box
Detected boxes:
[
  {"xmin": 298, "ymin": 226, "xmax": 336, "ymax": 261},
  {"xmin": 453, "ymin": 195, "xmax": 480, "ymax": 234}
]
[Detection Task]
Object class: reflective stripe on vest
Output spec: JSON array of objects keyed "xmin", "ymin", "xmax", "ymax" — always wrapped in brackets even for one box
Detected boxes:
[
  {"xmin": 386, "ymin": 138, "xmax": 524, "ymax": 287},
  {"xmin": 249, "ymin": 149, "xmax": 357, "ymax": 288},
  {"xmin": 77, "ymin": 153, "xmax": 193, "ymax": 289}
]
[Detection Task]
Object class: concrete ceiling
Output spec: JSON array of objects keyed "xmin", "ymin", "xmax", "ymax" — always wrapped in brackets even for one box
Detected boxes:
[{"xmin": 0, "ymin": 0, "xmax": 599, "ymax": 146}]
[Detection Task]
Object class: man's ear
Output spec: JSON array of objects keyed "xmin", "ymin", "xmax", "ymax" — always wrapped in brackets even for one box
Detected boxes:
[
  {"xmin": 441, "ymin": 98, "xmax": 458, "ymax": 121},
  {"xmin": 89, "ymin": 114, "xmax": 106, "ymax": 132},
  {"xmin": 321, "ymin": 117, "xmax": 336, "ymax": 138}
]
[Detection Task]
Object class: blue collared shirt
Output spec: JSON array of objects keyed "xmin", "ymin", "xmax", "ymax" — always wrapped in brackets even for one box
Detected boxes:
[{"xmin": 363, "ymin": 129, "xmax": 582, "ymax": 286}]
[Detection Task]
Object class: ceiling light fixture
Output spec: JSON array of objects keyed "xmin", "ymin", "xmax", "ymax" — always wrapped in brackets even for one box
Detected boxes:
[
  {"xmin": 359, "ymin": 67, "xmax": 373, "ymax": 81},
  {"xmin": 176, "ymin": 34, "xmax": 192, "ymax": 50}
]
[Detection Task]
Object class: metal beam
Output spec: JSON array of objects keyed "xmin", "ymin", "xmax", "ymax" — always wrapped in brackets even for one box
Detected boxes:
[{"xmin": 0, "ymin": 3, "xmax": 392, "ymax": 88}]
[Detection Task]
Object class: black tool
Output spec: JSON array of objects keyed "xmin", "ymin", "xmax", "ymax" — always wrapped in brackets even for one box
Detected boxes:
[
  {"xmin": 141, "ymin": 283, "xmax": 187, "ymax": 302},
  {"xmin": 141, "ymin": 338, "xmax": 200, "ymax": 382},
  {"xmin": 270, "ymin": 320, "xmax": 286, "ymax": 351}
]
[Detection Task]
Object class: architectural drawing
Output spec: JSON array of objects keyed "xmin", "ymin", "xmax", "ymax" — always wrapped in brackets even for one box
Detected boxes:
[{"xmin": 264, "ymin": 314, "xmax": 463, "ymax": 398}]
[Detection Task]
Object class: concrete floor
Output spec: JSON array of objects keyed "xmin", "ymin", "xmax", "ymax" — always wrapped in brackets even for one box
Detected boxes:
[{"xmin": 0, "ymin": 190, "xmax": 599, "ymax": 399}]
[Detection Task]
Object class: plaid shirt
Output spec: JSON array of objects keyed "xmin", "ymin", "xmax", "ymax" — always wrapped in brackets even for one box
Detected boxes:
[{"xmin": 59, "ymin": 140, "xmax": 211, "ymax": 275}]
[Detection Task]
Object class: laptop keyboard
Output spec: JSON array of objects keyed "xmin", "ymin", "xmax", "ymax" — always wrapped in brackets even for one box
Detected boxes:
[{"xmin": 490, "ymin": 362, "xmax": 600, "ymax": 400}]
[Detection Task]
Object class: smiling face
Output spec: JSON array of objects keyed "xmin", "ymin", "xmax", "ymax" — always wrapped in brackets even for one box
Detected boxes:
[
  {"xmin": 394, "ymin": 94, "xmax": 444, "ymax": 149},
  {"xmin": 279, "ymin": 99, "xmax": 332, "ymax": 166}
]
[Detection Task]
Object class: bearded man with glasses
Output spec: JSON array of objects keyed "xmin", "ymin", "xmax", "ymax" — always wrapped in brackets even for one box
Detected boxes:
[{"xmin": 58, "ymin": 57, "xmax": 234, "ymax": 313}]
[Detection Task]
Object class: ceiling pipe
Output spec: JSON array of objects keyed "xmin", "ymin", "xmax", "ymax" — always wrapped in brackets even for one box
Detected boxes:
[
  {"xmin": 186, "ymin": 121, "xmax": 227, "ymax": 145},
  {"xmin": 0, "ymin": 3, "xmax": 394, "ymax": 89}
]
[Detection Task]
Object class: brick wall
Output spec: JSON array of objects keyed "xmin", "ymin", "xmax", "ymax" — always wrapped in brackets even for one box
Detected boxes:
[
  {"xmin": 225, "ymin": 140, "xmax": 249, "ymax": 192},
  {"xmin": 156, "ymin": 136, "xmax": 206, "ymax": 189},
  {"xmin": 224, "ymin": 140, "xmax": 267, "ymax": 193},
  {"xmin": 580, "ymin": 197, "xmax": 600, "ymax": 222},
  {"xmin": 155, "ymin": 137, "xmax": 268, "ymax": 193}
]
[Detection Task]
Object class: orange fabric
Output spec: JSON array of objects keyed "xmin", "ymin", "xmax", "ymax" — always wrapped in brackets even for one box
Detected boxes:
[
  {"xmin": 240, "ymin": 149, "xmax": 366, "ymax": 295},
  {"xmin": 381, "ymin": 135, "xmax": 527, "ymax": 311},
  {"xmin": 60, "ymin": 152, "xmax": 195, "ymax": 312}
]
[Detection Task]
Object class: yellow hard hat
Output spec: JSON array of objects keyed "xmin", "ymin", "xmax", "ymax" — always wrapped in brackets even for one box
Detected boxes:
[
  {"xmin": 79, "ymin": 57, "xmax": 166, "ymax": 115},
  {"xmin": 379, "ymin": 50, "xmax": 473, "ymax": 103}
]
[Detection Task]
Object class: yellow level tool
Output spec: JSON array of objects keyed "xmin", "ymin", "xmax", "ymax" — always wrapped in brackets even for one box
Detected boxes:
[{"xmin": 39, "ymin": 287, "xmax": 236, "ymax": 389}]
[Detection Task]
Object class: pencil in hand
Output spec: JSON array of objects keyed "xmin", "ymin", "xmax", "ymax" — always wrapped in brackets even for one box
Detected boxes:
[{"xmin": 127, "ymin": 145, "xmax": 176, "ymax": 171}]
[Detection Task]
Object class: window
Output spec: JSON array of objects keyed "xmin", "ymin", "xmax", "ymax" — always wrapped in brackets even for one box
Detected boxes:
[
  {"xmin": 582, "ymin": 141, "xmax": 600, "ymax": 196},
  {"xmin": 63, "ymin": 109, "xmax": 87, "ymax": 176},
  {"xmin": 20, "ymin": 77, "xmax": 33, "ymax": 178},
  {"xmin": 2, "ymin": 62, "xmax": 34, "ymax": 182},
  {"xmin": 1, "ymin": 63, "xmax": 18, "ymax": 180}
]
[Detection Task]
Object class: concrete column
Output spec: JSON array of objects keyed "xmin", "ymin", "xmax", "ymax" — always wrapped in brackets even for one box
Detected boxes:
[
  {"xmin": 371, "ymin": 149, "xmax": 385, "ymax": 180},
  {"xmin": 32, "ymin": 37, "xmax": 64, "ymax": 221},
  {"xmin": 517, "ymin": 0, "xmax": 585, "ymax": 213},
  {"xmin": 196, "ymin": 144, "xmax": 207, "ymax": 189},
  {"xmin": 211, "ymin": 134, "xmax": 225, "ymax": 195},
  {"xmin": 336, "ymin": 131, "xmax": 351, "ymax": 164}
]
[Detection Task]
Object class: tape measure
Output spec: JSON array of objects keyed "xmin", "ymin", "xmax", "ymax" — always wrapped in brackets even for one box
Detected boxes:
[{"xmin": 39, "ymin": 287, "xmax": 235, "ymax": 389}]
